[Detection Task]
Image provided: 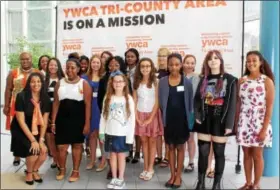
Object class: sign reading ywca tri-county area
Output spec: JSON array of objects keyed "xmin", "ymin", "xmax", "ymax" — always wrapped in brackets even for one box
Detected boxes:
[{"xmin": 56, "ymin": 0, "xmax": 243, "ymax": 77}]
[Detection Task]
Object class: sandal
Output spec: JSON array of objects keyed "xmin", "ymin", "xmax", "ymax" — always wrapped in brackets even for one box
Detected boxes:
[
  {"xmin": 206, "ymin": 170, "xmax": 215, "ymax": 178},
  {"xmin": 184, "ymin": 163, "xmax": 194, "ymax": 173},
  {"xmin": 251, "ymin": 184, "xmax": 260, "ymax": 189},
  {"xmin": 238, "ymin": 183, "xmax": 253, "ymax": 190},
  {"xmin": 33, "ymin": 170, "xmax": 43, "ymax": 183},
  {"xmin": 86, "ymin": 162, "xmax": 95, "ymax": 170},
  {"xmin": 159, "ymin": 158, "xmax": 169, "ymax": 168},
  {"xmin": 143, "ymin": 170, "xmax": 154, "ymax": 181},
  {"xmin": 139, "ymin": 171, "xmax": 147, "ymax": 179},
  {"xmin": 68, "ymin": 170, "xmax": 80, "ymax": 182},
  {"xmin": 56, "ymin": 168, "xmax": 66, "ymax": 181},
  {"xmin": 154, "ymin": 157, "xmax": 162, "ymax": 165}
]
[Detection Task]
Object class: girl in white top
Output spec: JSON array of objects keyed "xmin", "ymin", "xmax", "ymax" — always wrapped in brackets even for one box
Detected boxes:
[
  {"xmin": 133, "ymin": 58, "xmax": 163, "ymax": 181},
  {"xmin": 99, "ymin": 70, "xmax": 135, "ymax": 189}
]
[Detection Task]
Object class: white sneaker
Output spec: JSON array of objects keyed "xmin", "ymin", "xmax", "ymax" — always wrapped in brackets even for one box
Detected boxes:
[
  {"xmin": 107, "ymin": 178, "xmax": 117, "ymax": 189},
  {"xmin": 114, "ymin": 179, "xmax": 125, "ymax": 189}
]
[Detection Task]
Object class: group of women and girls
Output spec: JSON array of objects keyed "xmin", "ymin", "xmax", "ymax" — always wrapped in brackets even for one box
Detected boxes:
[{"xmin": 3, "ymin": 47, "xmax": 275, "ymax": 190}]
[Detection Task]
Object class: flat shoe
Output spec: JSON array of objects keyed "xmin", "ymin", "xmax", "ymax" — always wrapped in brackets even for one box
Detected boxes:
[
  {"xmin": 165, "ymin": 181, "xmax": 173, "ymax": 188},
  {"xmin": 13, "ymin": 159, "xmax": 20, "ymax": 166},
  {"xmin": 172, "ymin": 178, "xmax": 182, "ymax": 189},
  {"xmin": 96, "ymin": 162, "xmax": 107, "ymax": 172},
  {"xmin": 50, "ymin": 163, "xmax": 57, "ymax": 169}
]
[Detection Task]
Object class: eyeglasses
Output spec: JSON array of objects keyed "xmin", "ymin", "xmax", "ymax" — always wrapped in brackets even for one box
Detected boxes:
[
  {"xmin": 140, "ymin": 65, "xmax": 151, "ymax": 68},
  {"xmin": 113, "ymin": 80, "xmax": 124, "ymax": 84}
]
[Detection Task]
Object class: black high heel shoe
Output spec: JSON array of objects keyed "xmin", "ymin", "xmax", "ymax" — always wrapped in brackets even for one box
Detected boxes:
[
  {"xmin": 25, "ymin": 171, "xmax": 34, "ymax": 185},
  {"xmin": 33, "ymin": 170, "xmax": 43, "ymax": 183}
]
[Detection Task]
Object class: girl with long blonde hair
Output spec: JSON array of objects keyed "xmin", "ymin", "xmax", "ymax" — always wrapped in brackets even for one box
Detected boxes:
[{"xmin": 99, "ymin": 71, "xmax": 135, "ymax": 189}]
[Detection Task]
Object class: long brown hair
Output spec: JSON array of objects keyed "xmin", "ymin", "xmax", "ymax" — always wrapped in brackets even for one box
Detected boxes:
[
  {"xmin": 103, "ymin": 73, "xmax": 131, "ymax": 120},
  {"xmin": 245, "ymin": 50, "xmax": 275, "ymax": 83},
  {"xmin": 200, "ymin": 50, "xmax": 225, "ymax": 97},
  {"xmin": 86, "ymin": 54, "xmax": 103, "ymax": 78},
  {"xmin": 133, "ymin": 58, "xmax": 157, "ymax": 90}
]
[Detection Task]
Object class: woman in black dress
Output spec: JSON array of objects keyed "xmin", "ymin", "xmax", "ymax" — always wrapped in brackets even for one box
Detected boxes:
[
  {"xmin": 44, "ymin": 58, "xmax": 65, "ymax": 169},
  {"xmin": 159, "ymin": 53, "xmax": 193, "ymax": 188},
  {"xmin": 10, "ymin": 72, "xmax": 51, "ymax": 185},
  {"xmin": 51, "ymin": 58, "xmax": 91, "ymax": 182}
]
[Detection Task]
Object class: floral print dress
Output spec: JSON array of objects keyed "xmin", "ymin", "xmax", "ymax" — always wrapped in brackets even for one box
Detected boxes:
[{"xmin": 237, "ymin": 75, "xmax": 272, "ymax": 147}]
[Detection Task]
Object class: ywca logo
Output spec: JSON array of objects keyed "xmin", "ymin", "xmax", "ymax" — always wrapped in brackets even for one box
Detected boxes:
[
  {"xmin": 63, "ymin": 44, "xmax": 82, "ymax": 51},
  {"xmin": 62, "ymin": 39, "xmax": 84, "ymax": 52}
]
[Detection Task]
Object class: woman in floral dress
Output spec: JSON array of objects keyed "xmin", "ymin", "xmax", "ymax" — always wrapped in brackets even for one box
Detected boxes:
[{"xmin": 236, "ymin": 51, "xmax": 275, "ymax": 190}]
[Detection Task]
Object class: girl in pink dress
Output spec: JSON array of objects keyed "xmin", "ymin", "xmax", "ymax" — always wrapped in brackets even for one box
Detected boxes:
[{"xmin": 133, "ymin": 58, "xmax": 163, "ymax": 181}]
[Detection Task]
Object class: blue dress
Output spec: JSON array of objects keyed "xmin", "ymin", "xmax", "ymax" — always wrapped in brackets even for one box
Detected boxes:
[{"xmin": 81, "ymin": 75, "xmax": 101, "ymax": 135}]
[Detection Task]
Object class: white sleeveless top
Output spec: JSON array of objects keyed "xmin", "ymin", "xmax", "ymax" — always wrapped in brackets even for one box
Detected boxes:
[
  {"xmin": 58, "ymin": 78, "xmax": 84, "ymax": 101},
  {"xmin": 137, "ymin": 83, "xmax": 155, "ymax": 112}
]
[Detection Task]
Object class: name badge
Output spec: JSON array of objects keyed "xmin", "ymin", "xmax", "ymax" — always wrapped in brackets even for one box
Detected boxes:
[
  {"xmin": 93, "ymin": 92, "xmax": 98, "ymax": 97},
  {"xmin": 177, "ymin": 86, "xmax": 184, "ymax": 92}
]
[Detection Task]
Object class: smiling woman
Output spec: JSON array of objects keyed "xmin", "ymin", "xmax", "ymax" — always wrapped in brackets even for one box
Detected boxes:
[
  {"xmin": 10, "ymin": 72, "xmax": 51, "ymax": 185},
  {"xmin": 51, "ymin": 58, "xmax": 92, "ymax": 182}
]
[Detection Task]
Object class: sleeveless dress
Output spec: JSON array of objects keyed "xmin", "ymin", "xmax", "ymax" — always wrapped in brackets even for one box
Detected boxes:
[
  {"xmin": 237, "ymin": 75, "xmax": 273, "ymax": 147},
  {"xmin": 6, "ymin": 68, "xmax": 38, "ymax": 130},
  {"xmin": 135, "ymin": 83, "xmax": 163, "ymax": 137},
  {"xmin": 81, "ymin": 75, "xmax": 100, "ymax": 133},
  {"xmin": 55, "ymin": 78, "xmax": 86, "ymax": 145},
  {"xmin": 165, "ymin": 76, "xmax": 190, "ymax": 145}
]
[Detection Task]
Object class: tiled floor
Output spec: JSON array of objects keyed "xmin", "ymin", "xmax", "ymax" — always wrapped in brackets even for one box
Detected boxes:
[{"xmin": 1, "ymin": 112, "xmax": 279, "ymax": 189}]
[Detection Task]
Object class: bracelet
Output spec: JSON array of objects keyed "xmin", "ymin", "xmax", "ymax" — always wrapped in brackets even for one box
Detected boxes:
[
  {"xmin": 31, "ymin": 139, "xmax": 36, "ymax": 143},
  {"xmin": 40, "ymin": 137, "xmax": 45, "ymax": 142},
  {"xmin": 50, "ymin": 123, "xmax": 55, "ymax": 126}
]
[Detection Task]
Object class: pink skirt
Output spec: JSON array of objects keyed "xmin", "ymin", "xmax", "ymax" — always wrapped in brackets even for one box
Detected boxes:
[{"xmin": 135, "ymin": 110, "xmax": 164, "ymax": 137}]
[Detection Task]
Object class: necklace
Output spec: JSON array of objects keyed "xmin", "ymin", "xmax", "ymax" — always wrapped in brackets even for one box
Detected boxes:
[
  {"xmin": 20, "ymin": 67, "xmax": 33, "ymax": 73},
  {"xmin": 65, "ymin": 76, "xmax": 80, "ymax": 84}
]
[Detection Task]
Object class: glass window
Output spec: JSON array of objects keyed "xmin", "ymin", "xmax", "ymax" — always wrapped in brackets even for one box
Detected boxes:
[
  {"xmin": 27, "ymin": 1, "xmax": 52, "ymax": 8},
  {"xmin": 8, "ymin": 1, "xmax": 23, "ymax": 9},
  {"xmin": 27, "ymin": 9, "xmax": 52, "ymax": 41},
  {"xmin": 58, "ymin": 1, "xmax": 80, "ymax": 5},
  {"xmin": 244, "ymin": 20, "xmax": 260, "ymax": 53},
  {"xmin": 8, "ymin": 11, "xmax": 23, "ymax": 42},
  {"xmin": 245, "ymin": 1, "xmax": 260, "ymax": 21},
  {"xmin": 8, "ymin": 44, "xmax": 19, "ymax": 53}
]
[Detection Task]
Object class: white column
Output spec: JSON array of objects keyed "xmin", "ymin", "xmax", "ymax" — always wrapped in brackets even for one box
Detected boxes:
[
  {"xmin": 1, "ymin": 1, "xmax": 8, "ymax": 106},
  {"xmin": 1, "ymin": 1, "xmax": 8, "ymax": 133}
]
